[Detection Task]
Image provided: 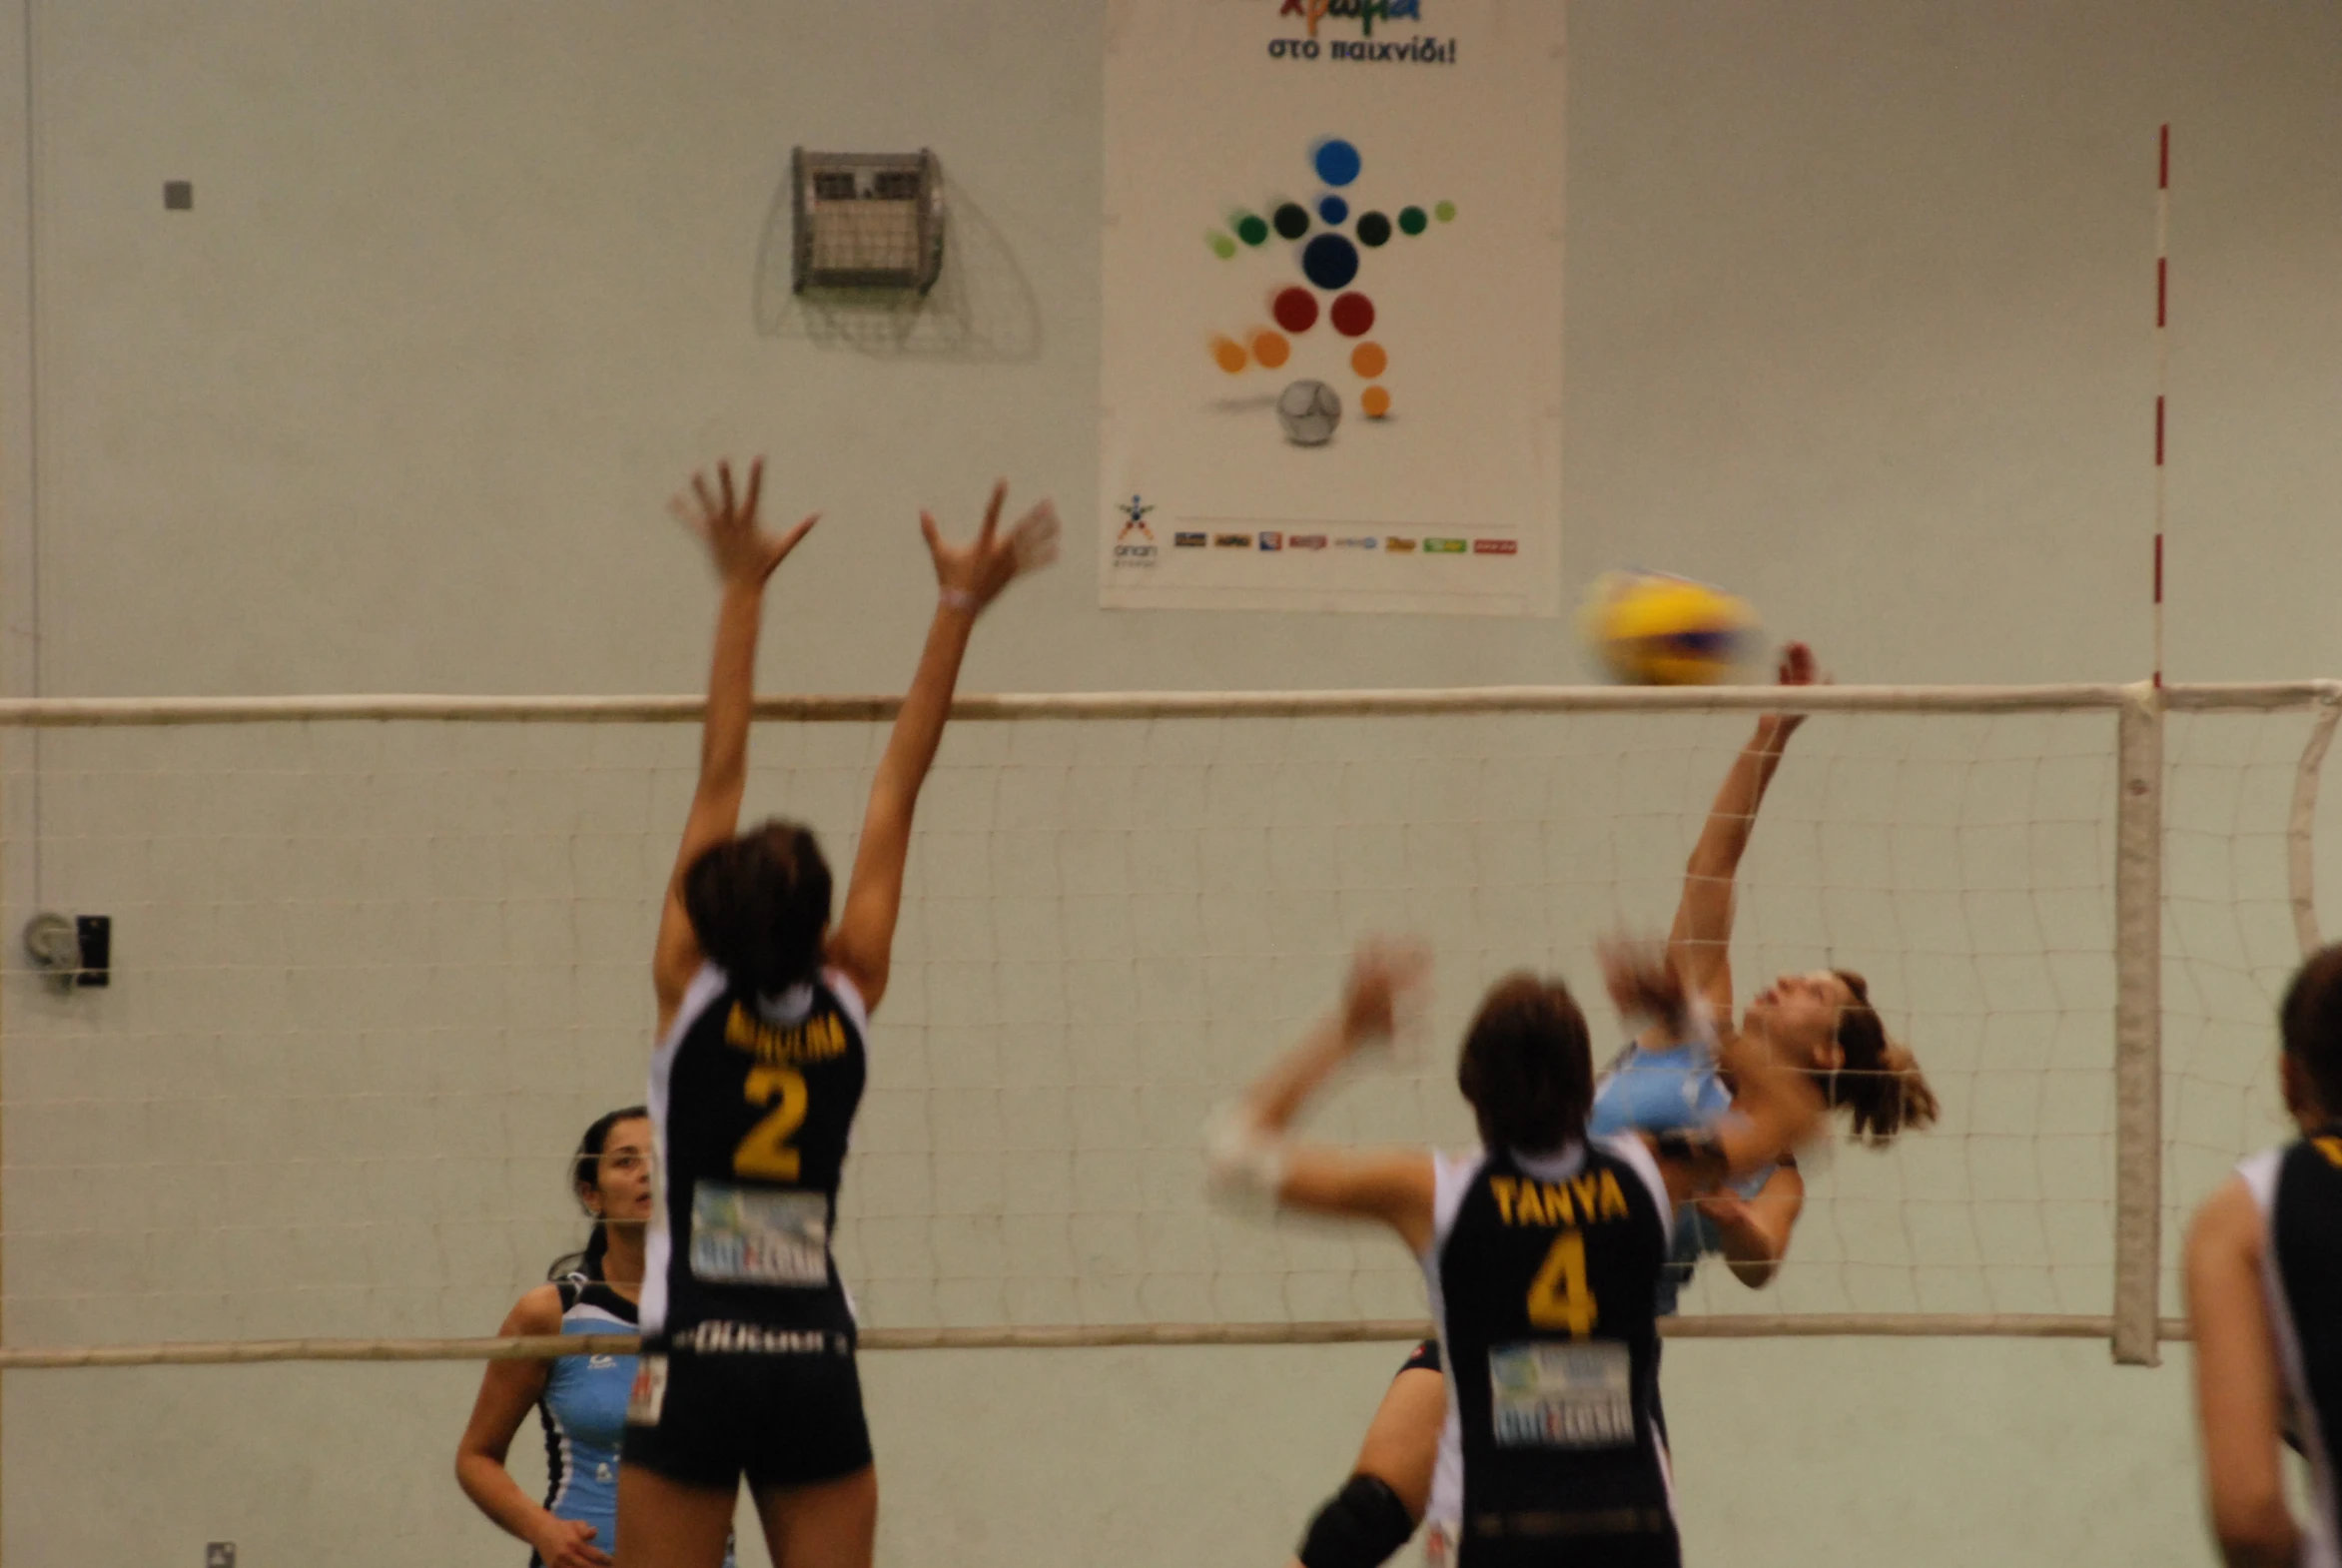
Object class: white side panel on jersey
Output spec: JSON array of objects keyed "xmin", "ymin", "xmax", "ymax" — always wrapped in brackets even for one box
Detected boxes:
[
  {"xmin": 2241, "ymin": 1147, "xmax": 2342, "ymax": 1568},
  {"xmin": 639, "ymin": 963, "xmax": 730, "ymax": 1337},
  {"xmin": 1420, "ymin": 1147, "xmax": 1486, "ymax": 1532},
  {"xmin": 824, "ymin": 967, "xmax": 871, "ymax": 1040}
]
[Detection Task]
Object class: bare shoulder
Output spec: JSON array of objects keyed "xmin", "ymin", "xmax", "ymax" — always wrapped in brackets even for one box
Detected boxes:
[
  {"xmin": 2188, "ymin": 1173, "xmax": 2263, "ymax": 1262},
  {"xmin": 503, "ymin": 1282, "xmax": 565, "ymax": 1335}
]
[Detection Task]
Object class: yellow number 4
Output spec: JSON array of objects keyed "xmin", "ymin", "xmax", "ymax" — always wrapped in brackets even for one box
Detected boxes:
[
  {"xmin": 1527, "ymin": 1230, "xmax": 1597, "ymax": 1337},
  {"xmin": 734, "ymin": 1066, "xmax": 809, "ymax": 1180}
]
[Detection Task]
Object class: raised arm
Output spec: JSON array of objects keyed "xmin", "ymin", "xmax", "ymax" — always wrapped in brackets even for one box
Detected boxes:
[
  {"xmin": 1661, "ymin": 642, "xmax": 1820, "ymax": 1031},
  {"xmin": 652, "ymin": 458, "xmax": 819, "ymax": 1033},
  {"xmin": 2186, "ymin": 1176, "xmax": 2302, "ymax": 1568},
  {"xmin": 824, "ymin": 483, "xmax": 1059, "ymax": 1012},
  {"xmin": 1204, "ymin": 943, "xmax": 1439, "ymax": 1253}
]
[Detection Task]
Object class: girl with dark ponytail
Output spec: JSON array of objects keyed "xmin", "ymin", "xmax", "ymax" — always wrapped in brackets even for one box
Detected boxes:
[
  {"xmin": 457, "ymin": 1108, "xmax": 669, "ymax": 1568},
  {"xmin": 547, "ymin": 1106, "xmax": 651, "ymax": 1282}
]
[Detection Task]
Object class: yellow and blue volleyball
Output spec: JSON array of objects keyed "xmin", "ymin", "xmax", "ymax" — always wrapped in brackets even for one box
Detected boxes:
[{"xmin": 1580, "ymin": 571, "xmax": 1760, "ymax": 686}]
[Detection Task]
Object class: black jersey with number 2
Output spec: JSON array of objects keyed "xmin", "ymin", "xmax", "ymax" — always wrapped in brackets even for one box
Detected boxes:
[
  {"xmin": 642, "ymin": 963, "xmax": 869, "ymax": 1349},
  {"xmin": 1429, "ymin": 1136, "xmax": 1678, "ymax": 1568}
]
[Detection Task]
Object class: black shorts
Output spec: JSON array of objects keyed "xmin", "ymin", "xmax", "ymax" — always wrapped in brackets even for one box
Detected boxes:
[
  {"xmin": 1458, "ymin": 1518, "xmax": 1680, "ymax": 1568},
  {"xmin": 621, "ymin": 1344, "xmax": 873, "ymax": 1491},
  {"xmin": 1399, "ymin": 1337, "xmax": 1442, "ymax": 1377}
]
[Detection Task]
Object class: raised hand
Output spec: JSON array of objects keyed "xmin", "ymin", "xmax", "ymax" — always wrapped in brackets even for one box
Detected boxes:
[
  {"xmin": 1340, "ymin": 938, "xmax": 1433, "ymax": 1047},
  {"xmin": 670, "ymin": 457, "xmax": 819, "ymax": 588},
  {"xmin": 1599, "ymin": 936, "xmax": 1693, "ymax": 1035},
  {"xmin": 1766, "ymin": 640, "xmax": 1827, "ymax": 738},
  {"xmin": 922, "ymin": 480, "xmax": 1060, "ymax": 613}
]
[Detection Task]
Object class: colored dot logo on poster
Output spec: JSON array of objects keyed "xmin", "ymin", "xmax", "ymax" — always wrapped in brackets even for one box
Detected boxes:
[
  {"xmin": 1200, "ymin": 138, "xmax": 1457, "ymax": 442},
  {"xmin": 1302, "ymin": 235, "xmax": 1360, "ymax": 291},
  {"xmin": 1313, "ymin": 138, "xmax": 1362, "ymax": 187}
]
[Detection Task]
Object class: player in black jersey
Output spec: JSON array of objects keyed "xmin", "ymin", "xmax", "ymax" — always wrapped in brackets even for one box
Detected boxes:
[
  {"xmin": 2187, "ymin": 940, "xmax": 2342, "ymax": 1568},
  {"xmin": 618, "ymin": 458, "xmax": 1057, "ymax": 1568},
  {"xmin": 1209, "ymin": 942, "xmax": 1820, "ymax": 1568}
]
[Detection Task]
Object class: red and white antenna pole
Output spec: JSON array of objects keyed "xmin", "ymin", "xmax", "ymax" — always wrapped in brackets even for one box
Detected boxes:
[{"xmin": 2153, "ymin": 124, "xmax": 2170, "ymax": 687}]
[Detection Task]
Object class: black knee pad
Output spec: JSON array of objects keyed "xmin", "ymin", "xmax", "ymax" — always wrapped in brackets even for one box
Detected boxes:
[{"xmin": 1297, "ymin": 1472, "xmax": 1416, "ymax": 1568}]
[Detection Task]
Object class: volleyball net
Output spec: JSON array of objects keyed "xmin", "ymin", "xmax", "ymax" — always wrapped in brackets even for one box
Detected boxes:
[{"xmin": 3, "ymin": 680, "xmax": 2335, "ymax": 1369}]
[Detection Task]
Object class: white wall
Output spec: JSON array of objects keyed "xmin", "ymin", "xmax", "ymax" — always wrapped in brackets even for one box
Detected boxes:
[{"xmin": 4, "ymin": 1, "xmax": 2339, "ymax": 1564}]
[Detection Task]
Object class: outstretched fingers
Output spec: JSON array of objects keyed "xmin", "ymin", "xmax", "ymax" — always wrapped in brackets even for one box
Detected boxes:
[
  {"xmin": 777, "ymin": 511, "xmax": 821, "ymax": 560},
  {"xmin": 740, "ymin": 456, "xmax": 764, "ymax": 524},
  {"xmin": 979, "ymin": 479, "xmax": 1007, "ymax": 544}
]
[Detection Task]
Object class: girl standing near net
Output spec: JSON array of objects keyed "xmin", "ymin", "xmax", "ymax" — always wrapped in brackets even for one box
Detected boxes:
[
  {"xmin": 1210, "ymin": 942, "xmax": 1823, "ymax": 1568},
  {"xmin": 1279, "ymin": 642, "xmax": 1940, "ymax": 1568},
  {"xmin": 618, "ymin": 458, "xmax": 1055, "ymax": 1568},
  {"xmin": 457, "ymin": 1108, "xmax": 678, "ymax": 1568},
  {"xmin": 2186, "ymin": 942, "xmax": 2342, "ymax": 1568}
]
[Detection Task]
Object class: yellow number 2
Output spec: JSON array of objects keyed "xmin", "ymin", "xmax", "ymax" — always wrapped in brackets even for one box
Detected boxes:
[
  {"xmin": 1526, "ymin": 1229, "xmax": 1598, "ymax": 1338},
  {"xmin": 734, "ymin": 1066, "xmax": 809, "ymax": 1180}
]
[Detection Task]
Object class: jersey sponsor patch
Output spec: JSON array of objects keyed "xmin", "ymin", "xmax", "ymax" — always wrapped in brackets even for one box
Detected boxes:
[
  {"xmin": 1488, "ymin": 1339, "xmax": 1634, "ymax": 1449},
  {"xmin": 688, "ymin": 1181, "xmax": 829, "ymax": 1287},
  {"xmin": 626, "ymin": 1353, "xmax": 668, "ymax": 1425}
]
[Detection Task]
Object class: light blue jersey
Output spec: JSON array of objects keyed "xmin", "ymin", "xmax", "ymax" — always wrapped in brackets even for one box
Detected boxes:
[
  {"xmin": 531, "ymin": 1279, "xmax": 735, "ymax": 1568},
  {"xmin": 1589, "ymin": 1036, "xmax": 1777, "ymax": 1315},
  {"xmin": 533, "ymin": 1279, "xmax": 635, "ymax": 1566}
]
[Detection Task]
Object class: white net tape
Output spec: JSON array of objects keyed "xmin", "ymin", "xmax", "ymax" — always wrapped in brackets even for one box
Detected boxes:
[{"xmin": 0, "ymin": 682, "xmax": 2322, "ymax": 1363}]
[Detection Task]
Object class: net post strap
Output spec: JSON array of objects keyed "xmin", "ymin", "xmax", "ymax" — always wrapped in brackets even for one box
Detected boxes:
[
  {"xmin": 2113, "ymin": 682, "xmax": 2164, "ymax": 1367},
  {"xmin": 2290, "ymin": 684, "xmax": 2342, "ymax": 955}
]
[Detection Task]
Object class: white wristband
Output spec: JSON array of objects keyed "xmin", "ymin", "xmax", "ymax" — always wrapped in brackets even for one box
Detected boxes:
[
  {"xmin": 1201, "ymin": 1103, "xmax": 1288, "ymax": 1210},
  {"xmin": 939, "ymin": 587, "xmax": 979, "ymax": 613}
]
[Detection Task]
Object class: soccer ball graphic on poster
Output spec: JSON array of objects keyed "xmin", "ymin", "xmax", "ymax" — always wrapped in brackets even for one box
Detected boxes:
[{"xmin": 1276, "ymin": 380, "xmax": 1342, "ymax": 446}]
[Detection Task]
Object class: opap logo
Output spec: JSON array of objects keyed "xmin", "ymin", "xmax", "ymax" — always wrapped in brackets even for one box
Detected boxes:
[{"xmin": 1114, "ymin": 495, "xmax": 1160, "ymax": 567}]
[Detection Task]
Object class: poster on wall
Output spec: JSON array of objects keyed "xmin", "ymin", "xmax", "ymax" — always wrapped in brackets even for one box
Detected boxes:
[{"xmin": 1101, "ymin": 0, "xmax": 1565, "ymax": 616}]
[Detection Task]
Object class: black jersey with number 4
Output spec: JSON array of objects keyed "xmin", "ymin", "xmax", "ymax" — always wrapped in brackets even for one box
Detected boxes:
[
  {"xmin": 1429, "ymin": 1137, "xmax": 1677, "ymax": 1568},
  {"xmin": 2240, "ymin": 1131, "xmax": 2342, "ymax": 1564},
  {"xmin": 642, "ymin": 963, "xmax": 868, "ymax": 1349}
]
